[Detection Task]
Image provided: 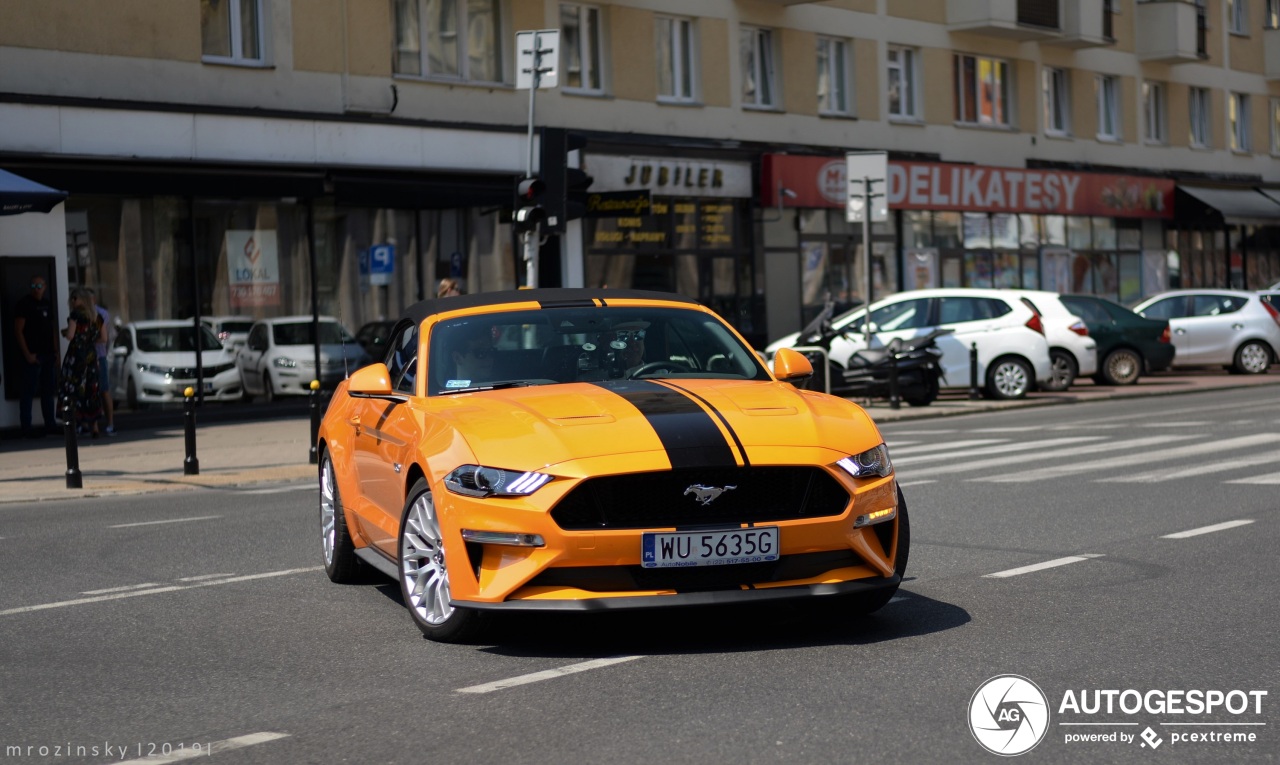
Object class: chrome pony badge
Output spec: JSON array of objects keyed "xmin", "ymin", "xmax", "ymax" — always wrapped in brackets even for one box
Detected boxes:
[{"xmin": 683, "ymin": 484, "xmax": 737, "ymax": 506}]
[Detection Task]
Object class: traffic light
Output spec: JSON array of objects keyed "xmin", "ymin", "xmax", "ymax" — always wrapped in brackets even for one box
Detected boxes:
[
  {"xmin": 540, "ymin": 128, "xmax": 593, "ymax": 232},
  {"xmin": 514, "ymin": 176, "xmax": 546, "ymax": 233}
]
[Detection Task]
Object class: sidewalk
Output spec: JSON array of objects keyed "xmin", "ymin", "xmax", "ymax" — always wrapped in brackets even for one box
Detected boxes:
[{"xmin": 2, "ymin": 369, "xmax": 1278, "ymax": 504}]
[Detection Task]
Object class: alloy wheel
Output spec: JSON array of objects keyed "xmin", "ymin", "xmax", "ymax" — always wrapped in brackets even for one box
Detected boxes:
[
  {"xmin": 401, "ymin": 492, "xmax": 452, "ymax": 626},
  {"xmin": 1237, "ymin": 342, "xmax": 1270, "ymax": 374},
  {"xmin": 320, "ymin": 457, "xmax": 337, "ymax": 566},
  {"xmin": 991, "ymin": 360, "xmax": 1030, "ymax": 399}
]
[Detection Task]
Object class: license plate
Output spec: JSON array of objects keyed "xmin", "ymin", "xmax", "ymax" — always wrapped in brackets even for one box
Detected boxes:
[{"xmin": 641, "ymin": 527, "xmax": 779, "ymax": 569}]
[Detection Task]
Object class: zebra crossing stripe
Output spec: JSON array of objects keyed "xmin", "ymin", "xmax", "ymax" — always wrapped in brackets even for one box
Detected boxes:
[
  {"xmin": 1096, "ymin": 448, "xmax": 1280, "ymax": 483},
  {"xmin": 892, "ymin": 436, "xmax": 1108, "ymax": 466},
  {"xmin": 889, "ymin": 439, "xmax": 1008, "ymax": 456},
  {"xmin": 1161, "ymin": 520, "xmax": 1255, "ymax": 539},
  {"xmin": 896, "ymin": 435, "xmax": 1188, "ymax": 476},
  {"xmin": 984, "ymin": 433, "xmax": 1280, "ymax": 483},
  {"xmin": 1225, "ymin": 472, "xmax": 1280, "ymax": 485}
]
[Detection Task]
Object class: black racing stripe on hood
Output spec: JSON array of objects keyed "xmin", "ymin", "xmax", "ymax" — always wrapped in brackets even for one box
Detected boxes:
[
  {"xmin": 591, "ymin": 380, "xmax": 736, "ymax": 468},
  {"xmin": 658, "ymin": 381, "xmax": 750, "ymax": 467}
]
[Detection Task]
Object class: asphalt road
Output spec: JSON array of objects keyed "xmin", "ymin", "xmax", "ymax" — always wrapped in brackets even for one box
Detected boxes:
[{"xmin": 0, "ymin": 387, "xmax": 1276, "ymax": 764}]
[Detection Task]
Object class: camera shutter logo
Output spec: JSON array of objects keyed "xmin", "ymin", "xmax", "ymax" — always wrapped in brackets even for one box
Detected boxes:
[{"xmin": 968, "ymin": 675, "xmax": 1050, "ymax": 756}]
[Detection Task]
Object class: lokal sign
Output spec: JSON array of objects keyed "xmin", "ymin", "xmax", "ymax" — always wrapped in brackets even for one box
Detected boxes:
[{"xmin": 762, "ymin": 154, "xmax": 1174, "ymax": 219}]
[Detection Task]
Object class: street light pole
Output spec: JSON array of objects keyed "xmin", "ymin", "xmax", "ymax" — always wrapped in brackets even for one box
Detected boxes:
[{"xmin": 861, "ymin": 175, "xmax": 873, "ymax": 348}]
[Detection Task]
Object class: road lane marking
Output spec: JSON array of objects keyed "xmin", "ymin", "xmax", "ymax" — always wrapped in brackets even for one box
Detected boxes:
[
  {"xmin": 117, "ymin": 732, "xmax": 290, "ymax": 764},
  {"xmin": 984, "ymin": 434, "xmax": 1280, "ymax": 483},
  {"xmin": 80, "ymin": 583, "xmax": 165, "ymax": 595},
  {"xmin": 1097, "ymin": 449, "xmax": 1280, "ymax": 483},
  {"xmin": 1142, "ymin": 421, "xmax": 1212, "ymax": 427},
  {"xmin": 898, "ymin": 435, "xmax": 1187, "ymax": 476},
  {"xmin": 984, "ymin": 554, "xmax": 1104, "ymax": 579},
  {"xmin": 1226, "ymin": 472, "xmax": 1280, "ymax": 485},
  {"xmin": 892, "ymin": 436, "xmax": 1109, "ymax": 467},
  {"xmin": 242, "ymin": 484, "xmax": 315, "ymax": 495},
  {"xmin": 108, "ymin": 516, "xmax": 222, "ymax": 529},
  {"xmin": 889, "ymin": 439, "xmax": 1007, "ymax": 456},
  {"xmin": 896, "ymin": 480, "xmax": 935, "ymax": 487},
  {"xmin": 1161, "ymin": 519, "xmax": 1255, "ymax": 539},
  {"xmin": 0, "ymin": 567, "xmax": 323, "ymax": 617},
  {"xmin": 177, "ymin": 573, "xmax": 237, "ymax": 582},
  {"xmin": 457, "ymin": 656, "xmax": 644, "ymax": 694}
]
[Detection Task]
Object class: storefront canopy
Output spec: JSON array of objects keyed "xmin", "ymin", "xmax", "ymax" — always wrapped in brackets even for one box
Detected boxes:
[
  {"xmin": 1179, "ymin": 185, "xmax": 1280, "ymax": 226},
  {"xmin": 0, "ymin": 168, "xmax": 68, "ymax": 215}
]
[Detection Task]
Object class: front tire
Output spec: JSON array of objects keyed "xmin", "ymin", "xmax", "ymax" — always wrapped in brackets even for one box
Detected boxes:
[
  {"xmin": 1099, "ymin": 348, "xmax": 1142, "ymax": 386},
  {"xmin": 399, "ymin": 478, "xmax": 483, "ymax": 643},
  {"xmin": 1233, "ymin": 340, "xmax": 1272, "ymax": 374},
  {"xmin": 263, "ymin": 372, "xmax": 276, "ymax": 403},
  {"xmin": 320, "ymin": 450, "xmax": 364, "ymax": 583},
  {"xmin": 1042, "ymin": 349, "xmax": 1077, "ymax": 392},
  {"xmin": 850, "ymin": 484, "xmax": 910, "ymax": 615},
  {"xmin": 985, "ymin": 356, "xmax": 1033, "ymax": 400}
]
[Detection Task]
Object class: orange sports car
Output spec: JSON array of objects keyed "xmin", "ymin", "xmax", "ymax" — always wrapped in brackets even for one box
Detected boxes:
[{"xmin": 317, "ymin": 288, "xmax": 907, "ymax": 642}]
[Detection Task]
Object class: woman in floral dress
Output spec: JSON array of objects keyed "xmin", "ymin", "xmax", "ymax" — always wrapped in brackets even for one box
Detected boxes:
[{"xmin": 60, "ymin": 288, "xmax": 103, "ymax": 437}]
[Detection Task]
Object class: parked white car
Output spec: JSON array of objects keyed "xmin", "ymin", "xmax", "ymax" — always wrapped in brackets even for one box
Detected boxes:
[
  {"xmin": 766, "ymin": 288, "xmax": 1053, "ymax": 399},
  {"xmin": 236, "ymin": 316, "xmax": 371, "ymax": 401},
  {"xmin": 109, "ymin": 320, "xmax": 242, "ymax": 409},
  {"xmin": 1133, "ymin": 289, "xmax": 1280, "ymax": 374},
  {"xmin": 1001, "ymin": 289, "xmax": 1098, "ymax": 391},
  {"xmin": 199, "ymin": 315, "xmax": 254, "ymax": 352}
]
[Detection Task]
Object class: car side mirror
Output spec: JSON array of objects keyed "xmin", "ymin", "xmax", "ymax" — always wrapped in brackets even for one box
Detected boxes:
[
  {"xmin": 348, "ymin": 363, "xmax": 393, "ymax": 396},
  {"xmin": 112, "ymin": 346, "xmax": 129, "ymax": 357},
  {"xmin": 773, "ymin": 347, "xmax": 814, "ymax": 385}
]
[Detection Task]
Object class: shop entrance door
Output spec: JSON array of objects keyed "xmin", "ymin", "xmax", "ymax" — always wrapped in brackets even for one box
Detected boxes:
[{"xmin": 1, "ymin": 256, "xmax": 59, "ymax": 401}]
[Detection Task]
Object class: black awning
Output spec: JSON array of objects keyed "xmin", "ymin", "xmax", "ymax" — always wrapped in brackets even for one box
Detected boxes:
[
  {"xmin": 0, "ymin": 168, "xmax": 68, "ymax": 215},
  {"xmin": 1178, "ymin": 185, "xmax": 1280, "ymax": 226}
]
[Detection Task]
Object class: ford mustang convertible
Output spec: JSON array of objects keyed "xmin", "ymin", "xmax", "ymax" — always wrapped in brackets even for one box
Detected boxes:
[{"xmin": 318, "ymin": 289, "xmax": 907, "ymax": 642}]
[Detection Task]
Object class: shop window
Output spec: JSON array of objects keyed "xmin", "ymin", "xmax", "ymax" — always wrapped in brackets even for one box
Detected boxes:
[
  {"xmin": 657, "ymin": 16, "xmax": 697, "ymax": 103},
  {"xmin": 392, "ymin": 0, "xmax": 503, "ymax": 83},
  {"xmin": 1067, "ymin": 216, "xmax": 1092, "ymax": 250},
  {"xmin": 954, "ymin": 54, "xmax": 1010, "ymax": 127},
  {"xmin": 962, "ymin": 213, "xmax": 991, "ymax": 249},
  {"xmin": 741, "ymin": 26, "xmax": 778, "ymax": 109},
  {"xmin": 905, "ymin": 211, "xmax": 933, "ymax": 248},
  {"xmin": 561, "ymin": 3, "xmax": 604, "ymax": 93},
  {"xmin": 1018, "ymin": 214, "xmax": 1041, "ymax": 247},
  {"xmin": 201, "ymin": 0, "xmax": 264, "ymax": 64},
  {"xmin": 991, "ymin": 214, "xmax": 1019, "ymax": 250},
  {"xmin": 887, "ymin": 46, "xmax": 920, "ymax": 120},
  {"xmin": 817, "ymin": 37, "xmax": 853, "ymax": 116},
  {"xmin": 1043, "ymin": 215, "xmax": 1067, "ymax": 246}
]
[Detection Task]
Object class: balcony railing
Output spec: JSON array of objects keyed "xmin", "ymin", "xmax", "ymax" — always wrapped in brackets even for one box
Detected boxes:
[{"xmin": 1018, "ymin": 0, "xmax": 1060, "ymax": 28}]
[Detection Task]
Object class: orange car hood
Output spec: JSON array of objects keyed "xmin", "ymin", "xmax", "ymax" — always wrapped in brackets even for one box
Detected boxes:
[{"xmin": 429, "ymin": 379, "xmax": 877, "ymax": 470}]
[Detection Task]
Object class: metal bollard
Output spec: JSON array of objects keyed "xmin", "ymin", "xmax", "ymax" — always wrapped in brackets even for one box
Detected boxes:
[
  {"xmin": 888, "ymin": 352, "xmax": 901, "ymax": 410},
  {"xmin": 62, "ymin": 394, "xmax": 82, "ymax": 489},
  {"xmin": 309, "ymin": 380, "xmax": 321, "ymax": 464},
  {"xmin": 968, "ymin": 343, "xmax": 981, "ymax": 400},
  {"xmin": 183, "ymin": 386, "xmax": 199, "ymax": 475}
]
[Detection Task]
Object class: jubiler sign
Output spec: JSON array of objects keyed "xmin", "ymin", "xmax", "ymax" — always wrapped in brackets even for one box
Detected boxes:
[{"xmin": 761, "ymin": 155, "xmax": 1175, "ymax": 219}]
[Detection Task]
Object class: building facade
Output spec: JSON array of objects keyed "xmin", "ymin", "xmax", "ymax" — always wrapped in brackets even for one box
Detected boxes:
[{"xmin": 4, "ymin": 0, "xmax": 1280, "ymax": 424}]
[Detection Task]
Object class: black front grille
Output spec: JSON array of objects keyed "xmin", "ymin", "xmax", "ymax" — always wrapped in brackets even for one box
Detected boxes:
[
  {"xmin": 550, "ymin": 466, "xmax": 850, "ymax": 530},
  {"xmin": 526, "ymin": 550, "xmax": 863, "ymax": 593}
]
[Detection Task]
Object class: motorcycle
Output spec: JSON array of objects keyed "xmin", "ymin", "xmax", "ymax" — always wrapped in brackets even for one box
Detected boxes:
[{"xmin": 791, "ymin": 302, "xmax": 950, "ymax": 407}]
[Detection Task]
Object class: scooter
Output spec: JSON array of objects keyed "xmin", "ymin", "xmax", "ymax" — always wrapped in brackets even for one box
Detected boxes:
[{"xmin": 793, "ymin": 303, "xmax": 949, "ymax": 406}]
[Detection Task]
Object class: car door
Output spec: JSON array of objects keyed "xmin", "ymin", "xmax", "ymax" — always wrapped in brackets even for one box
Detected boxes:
[
  {"xmin": 238, "ymin": 324, "xmax": 267, "ymax": 395},
  {"xmin": 933, "ymin": 296, "xmax": 1006, "ymax": 384},
  {"xmin": 1138, "ymin": 296, "xmax": 1191, "ymax": 361},
  {"xmin": 350, "ymin": 322, "xmax": 420, "ymax": 557},
  {"xmin": 109, "ymin": 328, "xmax": 132, "ymax": 399},
  {"xmin": 837, "ymin": 296, "xmax": 933, "ymax": 365},
  {"xmin": 1184, "ymin": 294, "xmax": 1249, "ymax": 364}
]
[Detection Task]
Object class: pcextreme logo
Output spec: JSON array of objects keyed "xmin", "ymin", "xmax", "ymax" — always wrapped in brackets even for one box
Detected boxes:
[
  {"xmin": 969, "ymin": 677, "xmax": 1270, "ymax": 756},
  {"xmin": 968, "ymin": 675, "xmax": 1051, "ymax": 756}
]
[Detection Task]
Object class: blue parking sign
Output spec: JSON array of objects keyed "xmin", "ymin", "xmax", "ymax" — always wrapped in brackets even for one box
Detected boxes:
[{"xmin": 368, "ymin": 243, "xmax": 395, "ymax": 285}]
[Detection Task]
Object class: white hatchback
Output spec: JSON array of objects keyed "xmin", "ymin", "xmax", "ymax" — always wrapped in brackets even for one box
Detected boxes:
[
  {"xmin": 1132, "ymin": 289, "xmax": 1280, "ymax": 374},
  {"xmin": 236, "ymin": 316, "xmax": 371, "ymax": 401},
  {"xmin": 1001, "ymin": 290, "xmax": 1098, "ymax": 390},
  {"xmin": 109, "ymin": 320, "xmax": 242, "ymax": 409},
  {"xmin": 767, "ymin": 288, "xmax": 1053, "ymax": 399}
]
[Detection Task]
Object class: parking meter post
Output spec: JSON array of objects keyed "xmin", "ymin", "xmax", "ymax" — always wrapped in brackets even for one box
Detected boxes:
[
  {"xmin": 62, "ymin": 394, "xmax": 82, "ymax": 489},
  {"xmin": 888, "ymin": 353, "xmax": 901, "ymax": 410},
  {"xmin": 183, "ymin": 387, "xmax": 199, "ymax": 476},
  {"xmin": 969, "ymin": 343, "xmax": 981, "ymax": 400},
  {"xmin": 309, "ymin": 380, "xmax": 320, "ymax": 465}
]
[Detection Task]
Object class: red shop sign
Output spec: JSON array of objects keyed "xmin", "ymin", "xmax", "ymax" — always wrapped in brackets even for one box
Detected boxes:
[{"xmin": 761, "ymin": 155, "xmax": 1174, "ymax": 219}]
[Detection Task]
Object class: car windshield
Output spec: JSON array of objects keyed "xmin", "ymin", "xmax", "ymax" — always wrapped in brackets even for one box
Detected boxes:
[
  {"xmin": 427, "ymin": 306, "xmax": 769, "ymax": 395},
  {"xmin": 136, "ymin": 326, "xmax": 223, "ymax": 353},
  {"xmin": 273, "ymin": 322, "xmax": 353, "ymax": 346}
]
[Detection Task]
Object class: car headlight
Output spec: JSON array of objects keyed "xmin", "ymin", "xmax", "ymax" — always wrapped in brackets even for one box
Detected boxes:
[
  {"xmin": 836, "ymin": 443, "xmax": 893, "ymax": 479},
  {"xmin": 137, "ymin": 363, "xmax": 170, "ymax": 377},
  {"xmin": 273, "ymin": 357, "xmax": 298, "ymax": 368},
  {"xmin": 444, "ymin": 465, "xmax": 552, "ymax": 498}
]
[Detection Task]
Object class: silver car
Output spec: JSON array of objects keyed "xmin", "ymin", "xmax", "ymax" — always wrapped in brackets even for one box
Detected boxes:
[{"xmin": 1132, "ymin": 289, "xmax": 1280, "ymax": 374}]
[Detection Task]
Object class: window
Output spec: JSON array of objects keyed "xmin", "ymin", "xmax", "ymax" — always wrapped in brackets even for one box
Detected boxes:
[
  {"xmin": 657, "ymin": 16, "xmax": 696, "ymax": 102},
  {"xmin": 1229, "ymin": 0, "xmax": 1248, "ymax": 33},
  {"xmin": 1189, "ymin": 86, "xmax": 1211, "ymax": 147},
  {"xmin": 817, "ymin": 37, "xmax": 852, "ymax": 115},
  {"xmin": 954, "ymin": 54, "xmax": 1010, "ymax": 126},
  {"xmin": 561, "ymin": 3, "xmax": 603, "ymax": 92},
  {"xmin": 1143, "ymin": 81, "xmax": 1167, "ymax": 144},
  {"xmin": 887, "ymin": 46, "xmax": 919, "ymax": 120},
  {"xmin": 201, "ymin": 0, "xmax": 263, "ymax": 62},
  {"xmin": 386, "ymin": 323, "xmax": 419, "ymax": 394},
  {"xmin": 1230, "ymin": 92, "xmax": 1252, "ymax": 151},
  {"xmin": 1271, "ymin": 98, "xmax": 1280, "ymax": 153},
  {"xmin": 392, "ymin": 0, "xmax": 502, "ymax": 83},
  {"xmin": 1269, "ymin": 0, "xmax": 1280, "ymax": 27},
  {"xmin": 1096, "ymin": 75, "xmax": 1120, "ymax": 140},
  {"xmin": 741, "ymin": 26, "xmax": 778, "ymax": 108},
  {"xmin": 1043, "ymin": 67, "xmax": 1070, "ymax": 135}
]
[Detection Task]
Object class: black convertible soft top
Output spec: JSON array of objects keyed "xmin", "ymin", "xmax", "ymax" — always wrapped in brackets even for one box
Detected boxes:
[{"xmin": 403, "ymin": 288, "xmax": 701, "ymax": 324}]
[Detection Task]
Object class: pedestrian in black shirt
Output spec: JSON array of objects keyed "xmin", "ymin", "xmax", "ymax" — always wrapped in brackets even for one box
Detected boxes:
[{"xmin": 13, "ymin": 276, "xmax": 59, "ymax": 437}]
